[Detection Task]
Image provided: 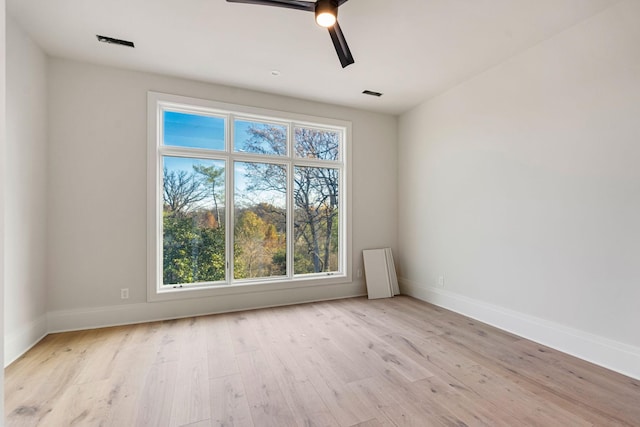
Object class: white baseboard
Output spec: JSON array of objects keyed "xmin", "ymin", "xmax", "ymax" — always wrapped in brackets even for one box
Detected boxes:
[
  {"xmin": 5, "ymin": 315, "xmax": 48, "ymax": 367},
  {"xmin": 400, "ymin": 278, "xmax": 640, "ymax": 380},
  {"xmin": 48, "ymin": 281, "xmax": 366, "ymax": 333}
]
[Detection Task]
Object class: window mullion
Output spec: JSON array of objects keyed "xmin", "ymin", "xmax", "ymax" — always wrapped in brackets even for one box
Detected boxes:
[
  {"xmin": 227, "ymin": 114, "xmax": 234, "ymax": 283},
  {"xmin": 287, "ymin": 162, "xmax": 294, "ymax": 280},
  {"xmin": 227, "ymin": 158, "xmax": 234, "ymax": 283}
]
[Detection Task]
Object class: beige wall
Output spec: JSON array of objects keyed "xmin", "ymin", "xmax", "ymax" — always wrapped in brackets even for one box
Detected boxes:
[
  {"xmin": 398, "ymin": 0, "xmax": 640, "ymax": 378},
  {"xmin": 46, "ymin": 58, "xmax": 398, "ymax": 329},
  {"xmin": 1, "ymin": 0, "xmax": 6, "ymax": 417},
  {"xmin": 4, "ymin": 14, "xmax": 48, "ymax": 364}
]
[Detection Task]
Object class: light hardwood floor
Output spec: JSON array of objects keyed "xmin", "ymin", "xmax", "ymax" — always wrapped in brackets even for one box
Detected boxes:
[{"xmin": 5, "ymin": 296, "xmax": 640, "ymax": 426}]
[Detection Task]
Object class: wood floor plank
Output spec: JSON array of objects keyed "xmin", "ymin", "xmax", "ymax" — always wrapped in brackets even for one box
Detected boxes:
[
  {"xmin": 289, "ymin": 304, "xmax": 375, "ymax": 383},
  {"xmin": 509, "ymin": 339, "xmax": 640, "ymax": 422},
  {"xmin": 203, "ymin": 315, "xmax": 240, "ymax": 379},
  {"xmin": 5, "ymin": 330, "xmax": 102, "ymax": 426},
  {"xmin": 236, "ymin": 350, "xmax": 297, "ymax": 427},
  {"xmin": 169, "ymin": 318, "xmax": 211, "ymax": 427},
  {"xmin": 169, "ymin": 356, "xmax": 210, "ymax": 427},
  {"xmin": 180, "ymin": 420, "xmax": 212, "ymax": 427},
  {"xmin": 103, "ymin": 325, "xmax": 167, "ymax": 426},
  {"xmin": 227, "ymin": 312, "xmax": 262, "ymax": 355},
  {"xmin": 262, "ymin": 306, "xmax": 379, "ymax": 426},
  {"xmin": 155, "ymin": 319, "xmax": 184, "ymax": 364},
  {"xmin": 350, "ymin": 376, "xmax": 453, "ymax": 427},
  {"xmin": 5, "ymin": 296, "xmax": 640, "ymax": 426},
  {"xmin": 312, "ymin": 302, "xmax": 434, "ymax": 382},
  {"xmin": 408, "ymin": 375, "xmax": 499, "ymax": 426},
  {"xmin": 135, "ymin": 360, "xmax": 179, "ymax": 427},
  {"xmin": 427, "ymin": 324, "xmax": 636, "ymax": 426},
  {"xmin": 350, "ymin": 420, "xmax": 385, "ymax": 427},
  {"xmin": 256, "ymin": 310, "xmax": 342, "ymax": 427},
  {"xmin": 209, "ymin": 374, "xmax": 253, "ymax": 427},
  {"xmin": 408, "ymin": 335, "xmax": 593, "ymax": 426},
  {"xmin": 458, "ymin": 363, "xmax": 593, "ymax": 426},
  {"xmin": 33, "ymin": 379, "xmax": 113, "ymax": 426}
]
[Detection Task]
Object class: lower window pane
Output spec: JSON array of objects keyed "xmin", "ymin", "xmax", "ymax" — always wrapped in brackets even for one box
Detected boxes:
[
  {"xmin": 294, "ymin": 166, "xmax": 340, "ymax": 274},
  {"xmin": 234, "ymin": 162, "xmax": 287, "ymax": 279},
  {"xmin": 162, "ymin": 156, "xmax": 226, "ymax": 285}
]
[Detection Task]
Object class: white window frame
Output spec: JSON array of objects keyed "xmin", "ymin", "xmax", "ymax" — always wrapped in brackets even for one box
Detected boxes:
[{"xmin": 147, "ymin": 92, "xmax": 352, "ymax": 302}]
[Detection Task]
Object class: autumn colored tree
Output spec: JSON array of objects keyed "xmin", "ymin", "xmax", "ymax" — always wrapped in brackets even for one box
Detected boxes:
[
  {"xmin": 241, "ymin": 125, "xmax": 340, "ymax": 274},
  {"xmin": 234, "ymin": 210, "xmax": 285, "ymax": 278}
]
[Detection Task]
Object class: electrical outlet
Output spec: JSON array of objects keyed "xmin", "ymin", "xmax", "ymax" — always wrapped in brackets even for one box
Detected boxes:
[
  {"xmin": 357, "ymin": 268, "xmax": 362, "ymax": 278},
  {"xmin": 438, "ymin": 276, "xmax": 444, "ymax": 288},
  {"xmin": 120, "ymin": 288, "xmax": 129, "ymax": 299}
]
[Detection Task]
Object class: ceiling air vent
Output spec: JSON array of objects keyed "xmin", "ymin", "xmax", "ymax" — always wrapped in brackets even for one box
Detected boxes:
[
  {"xmin": 362, "ymin": 90, "xmax": 383, "ymax": 97},
  {"xmin": 96, "ymin": 35, "xmax": 135, "ymax": 48}
]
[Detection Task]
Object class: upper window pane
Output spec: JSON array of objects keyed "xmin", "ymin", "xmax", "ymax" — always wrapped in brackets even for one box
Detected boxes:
[
  {"xmin": 163, "ymin": 111, "xmax": 225, "ymax": 150},
  {"xmin": 295, "ymin": 127, "xmax": 340, "ymax": 161},
  {"xmin": 234, "ymin": 119, "xmax": 287, "ymax": 156}
]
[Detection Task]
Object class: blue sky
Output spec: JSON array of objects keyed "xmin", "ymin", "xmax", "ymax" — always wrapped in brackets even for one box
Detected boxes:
[
  {"xmin": 164, "ymin": 110, "xmax": 225, "ymax": 150},
  {"xmin": 163, "ymin": 110, "xmax": 286, "ymax": 155}
]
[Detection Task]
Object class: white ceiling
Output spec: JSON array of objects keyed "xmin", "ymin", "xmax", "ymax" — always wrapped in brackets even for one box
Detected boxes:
[{"xmin": 7, "ymin": 0, "xmax": 619, "ymax": 115}]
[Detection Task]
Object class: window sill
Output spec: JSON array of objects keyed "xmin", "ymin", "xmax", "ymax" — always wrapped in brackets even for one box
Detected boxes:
[{"xmin": 147, "ymin": 274, "xmax": 351, "ymax": 303}]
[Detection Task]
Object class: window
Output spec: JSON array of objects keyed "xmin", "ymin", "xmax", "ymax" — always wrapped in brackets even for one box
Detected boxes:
[{"xmin": 147, "ymin": 92, "xmax": 351, "ymax": 301}]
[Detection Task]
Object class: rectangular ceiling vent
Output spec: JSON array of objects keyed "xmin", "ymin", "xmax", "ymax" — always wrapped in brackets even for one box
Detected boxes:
[
  {"xmin": 362, "ymin": 90, "xmax": 383, "ymax": 97},
  {"xmin": 96, "ymin": 35, "xmax": 135, "ymax": 48}
]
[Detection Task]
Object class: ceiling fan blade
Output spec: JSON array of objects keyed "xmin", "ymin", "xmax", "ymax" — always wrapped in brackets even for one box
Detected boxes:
[
  {"xmin": 328, "ymin": 21, "xmax": 354, "ymax": 68},
  {"xmin": 226, "ymin": 0, "xmax": 315, "ymax": 12}
]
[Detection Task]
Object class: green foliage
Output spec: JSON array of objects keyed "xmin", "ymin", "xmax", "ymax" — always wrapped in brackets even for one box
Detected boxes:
[
  {"xmin": 293, "ymin": 251, "xmax": 314, "ymax": 275},
  {"xmin": 163, "ymin": 211, "xmax": 225, "ymax": 285},
  {"xmin": 272, "ymin": 249, "xmax": 287, "ymax": 276}
]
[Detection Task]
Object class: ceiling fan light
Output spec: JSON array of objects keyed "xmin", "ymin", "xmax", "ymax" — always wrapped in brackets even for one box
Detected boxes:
[
  {"xmin": 316, "ymin": 12, "xmax": 336, "ymax": 27},
  {"xmin": 315, "ymin": 0, "xmax": 338, "ymax": 28}
]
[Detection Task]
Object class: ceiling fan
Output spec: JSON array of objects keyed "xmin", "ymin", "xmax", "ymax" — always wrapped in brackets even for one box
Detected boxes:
[{"xmin": 226, "ymin": 0, "xmax": 355, "ymax": 68}]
